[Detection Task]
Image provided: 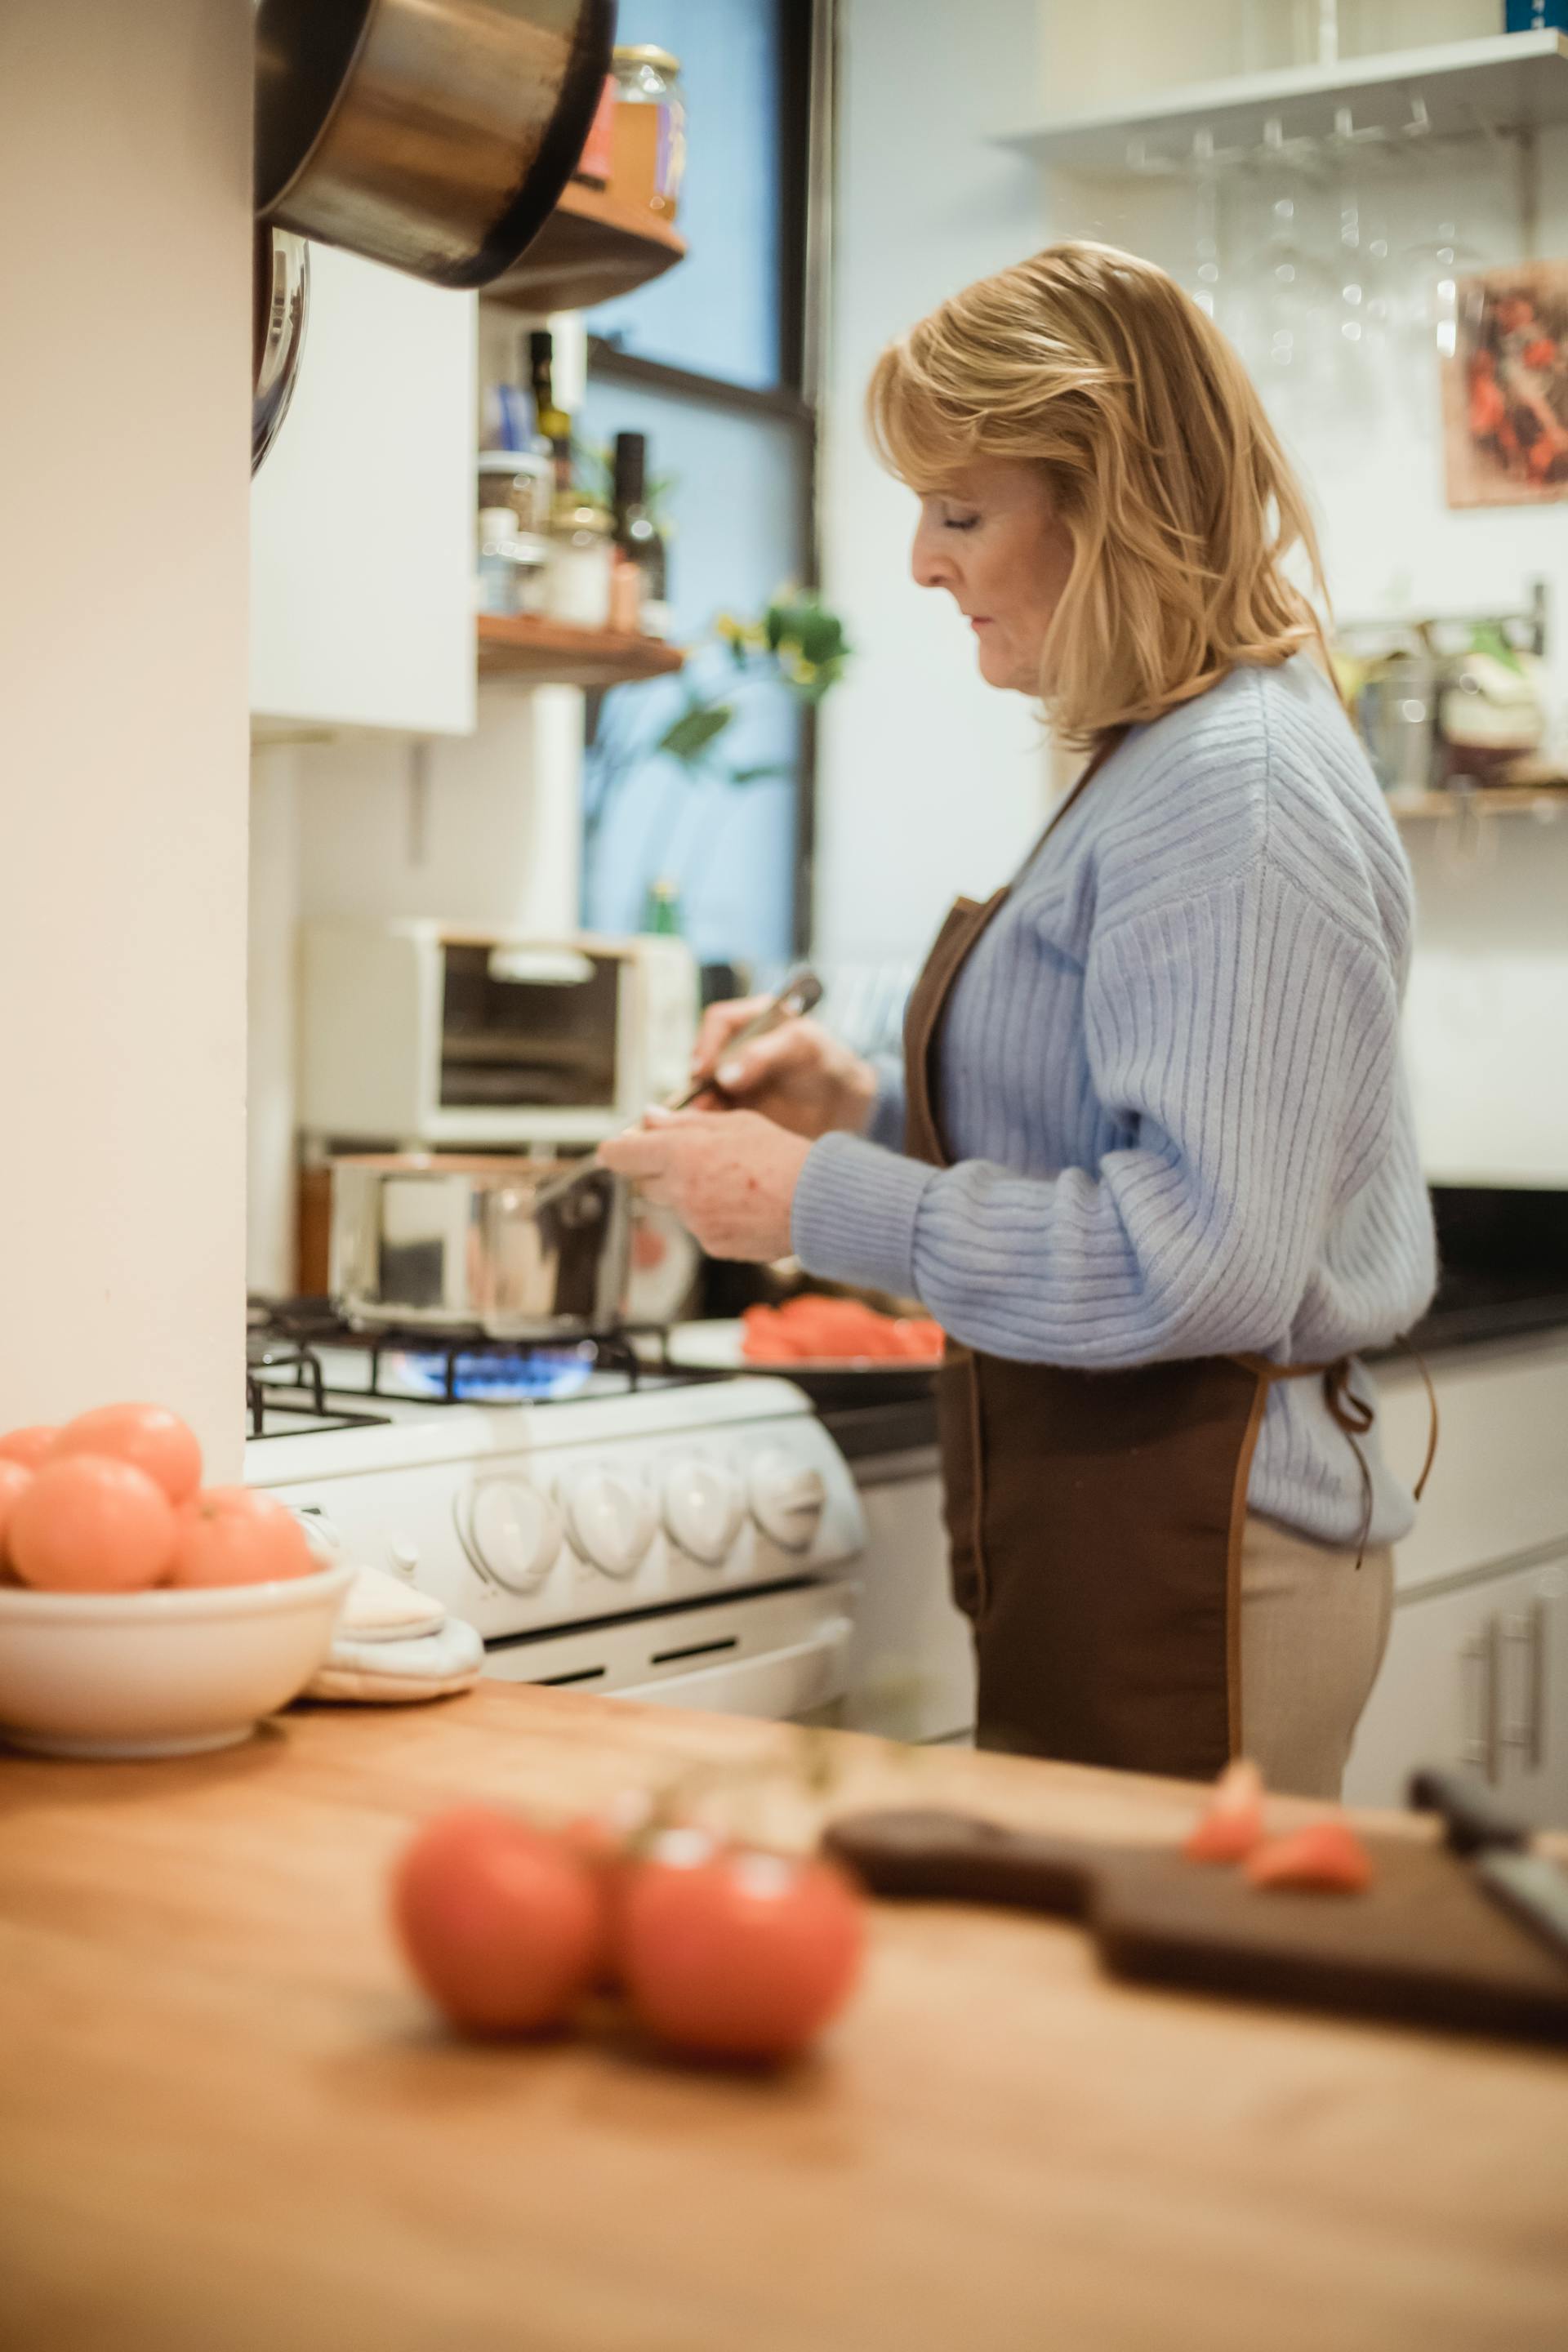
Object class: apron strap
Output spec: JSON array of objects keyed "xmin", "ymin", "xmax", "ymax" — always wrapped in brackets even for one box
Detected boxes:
[
  {"xmin": 1230, "ymin": 1343, "xmax": 1441, "ymax": 1570},
  {"xmin": 1392, "ymin": 1335, "xmax": 1441, "ymax": 1502}
]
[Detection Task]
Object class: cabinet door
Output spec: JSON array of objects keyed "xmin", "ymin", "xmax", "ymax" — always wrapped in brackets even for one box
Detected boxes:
[
  {"xmin": 1344, "ymin": 1557, "xmax": 1568, "ymax": 1830},
  {"xmin": 251, "ymin": 245, "xmax": 475, "ymax": 736},
  {"xmin": 1495, "ymin": 1558, "xmax": 1568, "ymax": 1833}
]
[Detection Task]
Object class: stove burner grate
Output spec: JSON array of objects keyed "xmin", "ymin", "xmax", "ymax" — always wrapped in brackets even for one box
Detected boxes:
[{"xmin": 247, "ymin": 1298, "xmax": 705, "ymax": 1414}]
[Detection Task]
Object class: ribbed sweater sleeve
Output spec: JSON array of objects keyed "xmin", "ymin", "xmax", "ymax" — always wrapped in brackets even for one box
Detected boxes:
[{"xmin": 792, "ymin": 862, "xmax": 1402, "ymax": 1367}]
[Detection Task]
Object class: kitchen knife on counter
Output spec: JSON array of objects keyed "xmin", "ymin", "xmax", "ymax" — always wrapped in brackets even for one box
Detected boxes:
[{"xmin": 1410, "ymin": 1768, "xmax": 1568, "ymax": 1970}]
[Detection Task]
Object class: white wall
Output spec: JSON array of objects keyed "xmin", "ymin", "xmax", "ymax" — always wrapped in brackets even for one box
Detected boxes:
[
  {"xmin": 0, "ymin": 0, "xmax": 251, "ymax": 1474},
  {"xmin": 249, "ymin": 751, "xmax": 304, "ymax": 1295},
  {"xmin": 816, "ymin": 0, "xmax": 1055, "ymax": 963}
]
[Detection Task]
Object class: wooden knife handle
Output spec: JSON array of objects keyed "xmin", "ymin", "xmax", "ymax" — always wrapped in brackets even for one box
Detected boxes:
[
  {"xmin": 822, "ymin": 1809, "xmax": 1099, "ymax": 1917},
  {"xmin": 1410, "ymin": 1769, "xmax": 1530, "ymax": 1857}
]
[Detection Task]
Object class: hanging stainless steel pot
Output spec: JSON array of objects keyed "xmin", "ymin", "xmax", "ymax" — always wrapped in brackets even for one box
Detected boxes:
[
  {"xmin": 254, "ymin": 0, "xmax": 615, "ymax": 289},
  {"xmin": 329, "ymin": 1156, "xmax": 631, "ymax": 1340},
  {"xmin": 252, "ymin": 223, "xmax": 310, "ymax": 474}
]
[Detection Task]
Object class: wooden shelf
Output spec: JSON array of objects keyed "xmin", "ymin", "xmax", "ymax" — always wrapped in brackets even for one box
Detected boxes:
[
  {"xmin": 476, "ymin": 612, "xmax": 684, "ymax": 688},
  {"xmin": 483, "ymin": 181, "xmax": 686, "ymax": 314},
  {"xmin": 1388, "ymin": 786, "xmax": 1568, "ymax": 822},
  {"xmin": 998, "ymin": 30, "xmax": 1568, "ymax": 175}
]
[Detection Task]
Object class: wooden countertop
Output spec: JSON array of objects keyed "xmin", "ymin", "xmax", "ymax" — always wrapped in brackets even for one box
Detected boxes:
[{"xmin": 1, "ymin": 1686, "xmax": 1565, "ymax": 2352}]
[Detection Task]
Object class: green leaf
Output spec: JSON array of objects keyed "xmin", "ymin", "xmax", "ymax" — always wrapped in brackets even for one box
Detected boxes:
[
  {"xmin": 728, "ymin": 762, "xmax": 793, "ymax": 785},
  {"xmin": 657, "ymin": 703, "xmax": 734, "ymax": 764}
]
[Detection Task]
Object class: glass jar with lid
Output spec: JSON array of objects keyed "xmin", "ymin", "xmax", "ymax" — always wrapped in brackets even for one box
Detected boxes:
[
  {"xmin": 544, "ymin": 502, "xmax": 613, "ymax": 630},
  {"xmin": 610, "ymin": 46, "xmax": 685, "ymax": 221},
  {"xmin": 476, "ymin": 447, "xmax": 551, "ymax": 540}
]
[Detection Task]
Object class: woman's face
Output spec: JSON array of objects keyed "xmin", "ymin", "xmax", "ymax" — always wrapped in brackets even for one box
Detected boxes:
[{"xmin": 910, "ymin": 459, "xmax": 1075, "ymax": 694}]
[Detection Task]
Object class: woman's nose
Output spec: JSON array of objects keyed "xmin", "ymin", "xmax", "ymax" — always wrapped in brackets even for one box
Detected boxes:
[{"xmin": 911, "ymin": 524, "xmax": 951, "ymax": 591}]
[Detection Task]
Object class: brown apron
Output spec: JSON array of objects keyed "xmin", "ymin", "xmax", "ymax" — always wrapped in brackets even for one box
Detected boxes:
[{"xmin": 906, "ymin": 739, "xmax": 1427, "ymax": 1779}]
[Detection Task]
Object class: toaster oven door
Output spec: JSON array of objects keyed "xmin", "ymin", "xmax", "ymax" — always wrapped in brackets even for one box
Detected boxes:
[{"xmin": 438, "ymin": 942, "xmax": 622, "ymax": 1116}]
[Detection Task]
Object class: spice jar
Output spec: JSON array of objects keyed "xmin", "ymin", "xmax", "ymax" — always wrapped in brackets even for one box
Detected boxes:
[
  {"xmin": 544, "ymin": 503, "xmax": 613, "ymax": 629},
  {"xmin": 477, "ymin": 507, "xmax": 521, "ymax": 617},
  {"xmin": 477, "ymin": 447, "xmax": 552, "ymax": 539},
  {"xmin": 611, "ymin": 46, "xmax": 684, "ymax": 221}
]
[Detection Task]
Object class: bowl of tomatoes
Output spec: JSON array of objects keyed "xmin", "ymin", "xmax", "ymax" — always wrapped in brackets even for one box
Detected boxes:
[{"xmin": 0, "ymin": 1404, "xmax": 352, "ymax": 1759}]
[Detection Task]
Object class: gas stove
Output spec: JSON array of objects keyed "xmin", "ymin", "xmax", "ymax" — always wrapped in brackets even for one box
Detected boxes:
[{"xmin": 243, "ymin": 1298, "xmax": 866, "ymax": 1720}]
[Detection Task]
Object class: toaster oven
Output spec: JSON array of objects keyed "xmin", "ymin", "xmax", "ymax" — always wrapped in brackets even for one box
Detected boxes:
[{"xmin": 299, "ymin": 920, "xmax": 699, "ymax": 1147}]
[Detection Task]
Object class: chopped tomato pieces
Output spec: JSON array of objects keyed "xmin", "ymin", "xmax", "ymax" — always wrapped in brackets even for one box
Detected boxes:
[
  {"xmin": 1183, "ymin": 1757, "xmax": 1267, "ymax": 1864},
  {"xmin": 742, "ymin": 1296, "xmax": 944, "ymax": 1365},
  {"xmin": 1245, "ymin": 1819, "xmax": 1374, "ymax": 1894}
]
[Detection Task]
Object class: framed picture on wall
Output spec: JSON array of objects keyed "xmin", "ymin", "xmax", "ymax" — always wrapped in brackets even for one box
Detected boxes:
[{"xmin": 1441, "ymin": 259, "xmax": 1568, "ymax": 509}]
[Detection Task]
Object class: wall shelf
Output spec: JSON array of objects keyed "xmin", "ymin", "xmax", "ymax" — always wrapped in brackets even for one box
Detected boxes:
[
  {"xmin": 483, "ymin": 182, "xmax": 686, "ymax": 314},
  {"xmin": 1388, "ymin": 785, "xmax": 1568, "ymax": 822},
  {"xmin": 476, "ymin": 613, "xmax": 684, "ymax": 688},
  {"xmin": 998, "ymin": 31, "xmax": 1568, "ymax": 175}
]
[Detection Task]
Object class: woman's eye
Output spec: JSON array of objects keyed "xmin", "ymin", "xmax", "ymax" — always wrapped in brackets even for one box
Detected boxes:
[{"xmin": 943, "ymin": 514, "xmax": 980, "ymax": 532}]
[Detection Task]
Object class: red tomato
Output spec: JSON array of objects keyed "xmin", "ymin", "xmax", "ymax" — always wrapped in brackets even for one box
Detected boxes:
[
  {"xmin": 52, "ymin": 1403, "xmax": 203, "ymax": 1506},
  {"xmin": 0, "ymin": 1460, "xmax": 35, "ymax": 1562},
  {"xmin": 1245, "ymin": 1819, "xmax": 1374, "ymax": 1894},
  {"xmin": 618, "ymin": 1834, "xmax": 866, "ymax": 2062},
  {"xmin": 0, "ymin": 1426, "xmax": 59, "ymax": 1471},
  {"xmin": 170, "ymin": 1487, "xmax": 314, "ymax": 1588},
  {"xmin": 392, "ymin": 1806, "xmax": 605, "ymax": 2036},
  {"xmin": 1183, "ymin": 1757, "xmax": 1267, "ymax": 1864},
  {"xmin": 8, "ymin": 1456, "xmax": 177, "ymax": 1592}
]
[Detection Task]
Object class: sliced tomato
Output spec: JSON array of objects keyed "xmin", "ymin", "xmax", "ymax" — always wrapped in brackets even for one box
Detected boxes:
[
  {"xmin": 1245, "ymin": 1819, "xmax": 1374, "ymax": 1893},
  {"xmin": 1183, "ymin": 1757, "xmax": 1266, "ymax": 1864}
]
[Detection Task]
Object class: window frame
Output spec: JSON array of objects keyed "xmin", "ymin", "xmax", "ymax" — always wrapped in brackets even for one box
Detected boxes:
[{"xmin": 584, "ymin": 0, "xmax": 836, "ymax": 960}]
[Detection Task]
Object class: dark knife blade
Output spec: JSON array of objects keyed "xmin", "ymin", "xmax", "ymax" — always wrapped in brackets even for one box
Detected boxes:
[
  {"xmin": 1410, "ymin": 1766, "xmax": 1568, "ymax": 1972},
  {"xmin": 1472, "ymin": 1848, "xmax": 1568, "ymax": 1970}
]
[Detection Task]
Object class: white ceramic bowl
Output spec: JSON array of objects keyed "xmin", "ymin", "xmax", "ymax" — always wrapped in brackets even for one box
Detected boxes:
[{"xmin": 0, "ymin": 1560, "xmax": 354, "ymax": 1759}]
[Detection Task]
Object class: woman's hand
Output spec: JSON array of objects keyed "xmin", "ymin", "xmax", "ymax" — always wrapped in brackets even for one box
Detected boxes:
[
  {"xmin": 689, "ymin": 996, "xmax": 877, "ymax": 1140},
  {"xmin": 598, "ymin": 1107, "xmax": 811, "ymax": 1262}
]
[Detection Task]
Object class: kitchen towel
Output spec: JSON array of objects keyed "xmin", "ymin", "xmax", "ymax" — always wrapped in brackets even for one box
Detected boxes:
[{"xmin": 302, "ymin": 1562, "xmax": 484, "ymax": 1703}]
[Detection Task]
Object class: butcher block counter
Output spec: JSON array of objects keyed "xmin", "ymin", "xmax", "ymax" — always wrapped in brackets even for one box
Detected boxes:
[{"xmin": 1, "ymin": 1685, "xmax": 1566, "ymax": 2352}]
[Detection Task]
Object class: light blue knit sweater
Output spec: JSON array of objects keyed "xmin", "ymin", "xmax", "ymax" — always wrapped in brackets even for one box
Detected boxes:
[{"xmin": 794, "ymin": 657, "xmax": 1438, "ymax": 1547}]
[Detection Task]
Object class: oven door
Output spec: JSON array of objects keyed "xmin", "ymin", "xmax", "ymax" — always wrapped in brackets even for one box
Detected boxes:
[{"xmin": 482, "ymin": 1580, "xmax": 858, "ymax": 1724}]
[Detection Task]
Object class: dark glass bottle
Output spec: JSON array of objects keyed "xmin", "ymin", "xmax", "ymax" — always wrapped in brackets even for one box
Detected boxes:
[
  {"xmin": 611, "ymin": 431, "xmax": 670, "ymax": 639},
  {"xmin": 528, "ymin": 329, "xmax": 573, "ymax": 501}
]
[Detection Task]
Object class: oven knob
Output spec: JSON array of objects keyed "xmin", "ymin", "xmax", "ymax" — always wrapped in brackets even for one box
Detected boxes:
[
  {"xmin": 466, "ymin": 1480, "xmax": 561, "ymax": 1594},
  {"xmin": 747, "ymin": 1450, "xmax": 827, "ymax": 1553},
  {"xmin": 561, "ymin": 1469, "xmax": 655, "ymax": 1580},
  {"xmin": 661, "ymin": 1457, "xmax": 745, "ymax": 1566}
]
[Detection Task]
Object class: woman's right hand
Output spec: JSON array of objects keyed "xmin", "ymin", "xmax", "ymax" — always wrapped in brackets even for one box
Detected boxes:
[{"xmin": 687, "ymin": 996, "xmax": 878, "ymax": 1141}]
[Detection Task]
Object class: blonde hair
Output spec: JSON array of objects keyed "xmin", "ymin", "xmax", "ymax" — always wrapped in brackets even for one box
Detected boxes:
[{"xmin": 867, "ymin": 241, "xmax": 1330, "ymax": 746}]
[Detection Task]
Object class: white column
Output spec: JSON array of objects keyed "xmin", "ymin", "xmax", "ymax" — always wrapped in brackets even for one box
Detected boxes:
[{"xmin": 0, "ymin": 0, "xmax": 252, "ymax": 1476}]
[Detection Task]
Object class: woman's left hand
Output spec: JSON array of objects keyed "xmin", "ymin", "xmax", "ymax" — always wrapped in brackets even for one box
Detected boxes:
[{"xmin": 598, "ymin": 1107, "xmax": 811, "ymax": 1262}]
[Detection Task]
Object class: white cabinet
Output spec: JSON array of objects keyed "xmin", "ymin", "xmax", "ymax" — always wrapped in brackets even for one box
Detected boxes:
[
  {"xmin": 251, "ymin": 244, "xmax": 475, "ymax": 737},
  {"xmin": 1343, "ymin": 1333, "xmax": 1568, "ymax": 1828},
  {"xmin": 1345, "ymin": 1555, "xmax": 1568, "ymax": 1830}
]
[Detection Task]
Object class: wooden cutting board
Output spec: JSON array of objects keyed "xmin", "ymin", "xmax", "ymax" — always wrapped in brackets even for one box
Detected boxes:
[{"xmin": 822, "ymin": 1808, "xmax": 1568, "ymax": 2046}]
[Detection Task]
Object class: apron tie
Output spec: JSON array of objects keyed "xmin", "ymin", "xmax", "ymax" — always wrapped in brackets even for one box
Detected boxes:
[
  {"xmin": 1321, "ymin": 1358, "xmax": 1375, "ymax": 1572},
  {"xmin": 1233, "ymin": 1343, "xmax": 1441, "ymax": 1571}
]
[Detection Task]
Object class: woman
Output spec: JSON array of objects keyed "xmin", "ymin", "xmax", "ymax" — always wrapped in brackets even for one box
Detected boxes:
[{"xmin": 602, "ymin": 243, "xmax": 1437, "ymax": 1798}]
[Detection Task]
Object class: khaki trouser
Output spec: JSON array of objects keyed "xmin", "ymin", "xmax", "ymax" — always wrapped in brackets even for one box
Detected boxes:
[{"xmin": 1237, "ymin": 1515, "xmax": 1395, "ymax": 1800}]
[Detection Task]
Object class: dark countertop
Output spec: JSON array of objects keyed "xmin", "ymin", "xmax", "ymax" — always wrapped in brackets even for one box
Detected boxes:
[{"xmin": 820, "ymin": 1288, "xmax": 1568, "ymax": 1464}]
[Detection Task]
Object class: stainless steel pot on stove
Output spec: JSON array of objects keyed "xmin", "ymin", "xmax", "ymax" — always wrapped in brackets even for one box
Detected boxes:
[
  {"xmin": 330, "ymin": 1156, "xmax": 631, "ymax": 1340},
  {"xmin": 254, "ymin": 0, "xmax": 615, "ymax": 288}
]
